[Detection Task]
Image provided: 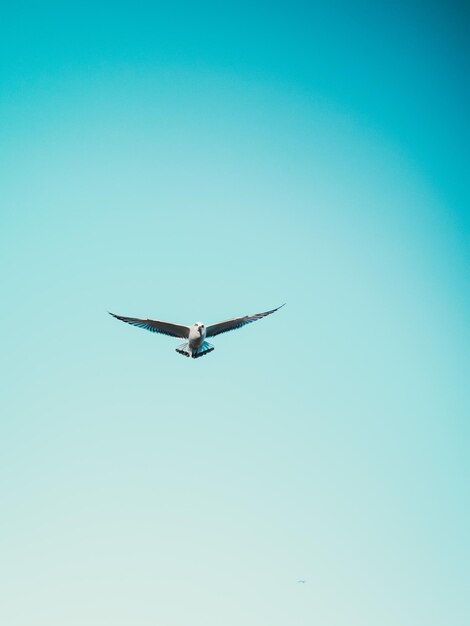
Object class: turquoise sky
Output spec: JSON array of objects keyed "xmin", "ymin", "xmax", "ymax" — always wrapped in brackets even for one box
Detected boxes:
[{"xmin": 1, "ymin": 2, "xmax": 469, "ymax": 625}]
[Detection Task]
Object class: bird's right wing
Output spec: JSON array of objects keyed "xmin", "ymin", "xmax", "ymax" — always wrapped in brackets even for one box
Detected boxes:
[
  {"xmin": 109, "ymin": 312, "xmax": 189, "ymax": 338},
  {"xmin": 206, "ymin": 304, "xmax": 285, "ymax": 338}
]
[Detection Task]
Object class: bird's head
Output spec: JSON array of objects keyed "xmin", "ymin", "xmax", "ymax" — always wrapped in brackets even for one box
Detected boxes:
[{"xmin": 194, "ymin": 322, "xmax": 205, "ymax": 336}]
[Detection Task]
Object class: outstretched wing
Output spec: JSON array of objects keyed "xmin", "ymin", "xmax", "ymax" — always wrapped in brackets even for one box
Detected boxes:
[
  {"xmin": 109, "ymin": 312, "xmax": 189, "ymax": 339},
  {"xmin": 206, "ymin": 304, "xmax": 285, "ymax": 338}
]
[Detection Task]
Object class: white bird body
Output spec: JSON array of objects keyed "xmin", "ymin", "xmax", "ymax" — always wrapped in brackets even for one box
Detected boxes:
[
  {"xmin": 184, "ymin": 322, "xmax": 208, "ymax": 357},
  {"xmin": 189, "ymin": 322, "xmax": 206, "ymax": 348},
  {"xmin": 109, "ymin": 305, "xmax": 284, "ymax": 359}
]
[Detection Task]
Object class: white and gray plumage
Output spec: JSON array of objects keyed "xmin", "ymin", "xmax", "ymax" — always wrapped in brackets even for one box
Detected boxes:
[{"xmin": 109, "ymin": 304, "xmax": 285, "ymax": 359}]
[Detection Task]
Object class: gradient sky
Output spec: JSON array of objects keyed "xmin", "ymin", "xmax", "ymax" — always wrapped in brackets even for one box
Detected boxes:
[{"xmin": 1, "ymin": 2, "xmax": 469, "ymax": 625}]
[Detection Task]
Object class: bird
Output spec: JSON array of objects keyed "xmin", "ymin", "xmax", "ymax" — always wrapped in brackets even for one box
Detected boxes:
[{"xmin": 109, "ymin": 304, "xmax": 285, "ymax": 359}]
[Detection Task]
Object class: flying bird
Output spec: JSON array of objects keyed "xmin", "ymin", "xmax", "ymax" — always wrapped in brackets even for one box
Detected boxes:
[{"xmin": 109, "ymin": 304, "xmax": 285, "ymax": 359}]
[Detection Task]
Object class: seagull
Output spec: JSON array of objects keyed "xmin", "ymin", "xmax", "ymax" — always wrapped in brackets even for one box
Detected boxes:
[{"xmin": 109, "ymin": 304, "xmax": 285, "ymax": 359}]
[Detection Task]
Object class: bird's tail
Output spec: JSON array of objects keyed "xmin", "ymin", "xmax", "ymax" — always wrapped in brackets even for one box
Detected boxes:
[
  {"xmin": 175, "ymin": 342, "xmax": 191, "ymax": 357},
  {"xmin": 175, "ymin": 341, "xmax": 214, "ymax": 359},
  {"xmin": 194, "ymin": 341, "xmax": 214, "ymax": 358}
]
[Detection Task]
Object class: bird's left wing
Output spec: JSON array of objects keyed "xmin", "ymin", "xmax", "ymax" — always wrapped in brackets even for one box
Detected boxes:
[
  {"xmin": 109, "ymin": 312, "xmax": 189, "ymax": 338},
  {"xmin": 206, "ymin": 304, "xmax": 285, "ymax": 338}
]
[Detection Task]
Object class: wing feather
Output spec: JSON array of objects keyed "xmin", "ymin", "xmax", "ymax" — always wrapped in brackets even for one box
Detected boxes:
[
  {"xmin": 109, "ymin": 312, "xmax": 189, "ymax": 339},
  {"xmin": 206, "ymin": 304, "xmax": 285, "ymax": 338}
]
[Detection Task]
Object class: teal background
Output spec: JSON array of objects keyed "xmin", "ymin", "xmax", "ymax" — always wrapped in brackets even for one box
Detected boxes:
[{"xmin": 1, "ymin": 2, "xmax": 468, "ymax": 624}]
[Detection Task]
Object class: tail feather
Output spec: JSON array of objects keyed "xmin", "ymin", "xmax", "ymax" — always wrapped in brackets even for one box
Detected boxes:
[
  {"xmin": 175, "ymin": 342, "xmax": 191, "ymax": 357},
  {"xmin": 176, "ymin": 341, "xmax": 214, "ymax": 359},
  {"xmin": 194, "ymin": 341, "xmax": 214, "ymax": 358}
]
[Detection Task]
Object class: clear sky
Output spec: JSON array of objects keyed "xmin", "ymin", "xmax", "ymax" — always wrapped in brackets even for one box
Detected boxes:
[{"xmin": 1, "ymin": 2, "xmax": 469, "ymax": 625}]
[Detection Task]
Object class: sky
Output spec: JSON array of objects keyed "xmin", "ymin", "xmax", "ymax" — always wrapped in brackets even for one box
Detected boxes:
[{"xmin": 0, "ymin": 2, "xmax": 469, "ymax": 625}]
